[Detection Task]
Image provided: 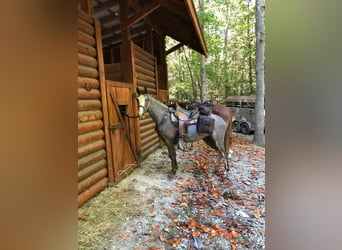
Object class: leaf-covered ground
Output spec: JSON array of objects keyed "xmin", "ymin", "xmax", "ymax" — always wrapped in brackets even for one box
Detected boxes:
[{"xmin": 78, "ymin": 134, "xmax": 265, "ymax": 250}]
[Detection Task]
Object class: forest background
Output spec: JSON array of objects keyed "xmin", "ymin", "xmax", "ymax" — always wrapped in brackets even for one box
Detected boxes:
[{"xmin": 166, "ymin": 0, "xmax": 257, "ymax": 103}]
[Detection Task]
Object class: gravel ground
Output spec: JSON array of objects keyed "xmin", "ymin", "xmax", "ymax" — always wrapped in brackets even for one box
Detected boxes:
[{"xmin": 78, "ymin": 133, "xmax": 265, "ymax": 250}]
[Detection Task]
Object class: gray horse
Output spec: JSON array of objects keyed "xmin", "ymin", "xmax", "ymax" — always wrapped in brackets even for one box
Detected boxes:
[{"xmin": 137, "ymin": 92, "xmax": 230, "ymax": 174}]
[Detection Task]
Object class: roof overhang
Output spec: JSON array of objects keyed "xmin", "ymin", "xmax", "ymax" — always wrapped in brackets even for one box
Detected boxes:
[{"xmin": 92, "ymin": 0, "xmax": 208, "ymax": 57}]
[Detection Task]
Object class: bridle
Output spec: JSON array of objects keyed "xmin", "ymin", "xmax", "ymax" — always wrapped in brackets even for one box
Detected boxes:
[{"xmin": 137, "ymin": 95, "xmax": 150, "ymax": 117}]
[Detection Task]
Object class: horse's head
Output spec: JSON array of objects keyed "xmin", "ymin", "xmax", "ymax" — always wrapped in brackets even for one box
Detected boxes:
[{"xmin": 136, "ymin": 87, "xmax": 149, "ymax": 119}]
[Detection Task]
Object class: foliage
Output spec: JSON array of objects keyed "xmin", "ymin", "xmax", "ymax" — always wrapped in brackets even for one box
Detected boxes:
[{"xmin": 167, "ymin": 0, "xmax": 257, "ymax": 103}]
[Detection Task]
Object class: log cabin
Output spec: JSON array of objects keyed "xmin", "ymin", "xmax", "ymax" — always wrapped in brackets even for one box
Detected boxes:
[{"xmin": 77, "ymin": 0, "xmax": 207, "ymax": 206}]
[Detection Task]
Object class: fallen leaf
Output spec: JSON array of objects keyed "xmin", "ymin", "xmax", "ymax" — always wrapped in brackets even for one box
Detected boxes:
[
  {"xmin": 158, "ymin": 234, "xmax": 164, "ymax": 241},
  {"xmin": 253, "ymin": 208, "xmax": 261, "ymax": 218},
  {"xmin": 163, "ymin": 227, "xmax": 170, "ymax": 232},
  {"xmin": 187, "ymin": 218, "xmax": 197, "ymax": 229},
  {"xmin": 208, "ymin": 229, "xmax": 218, "ymax": 238},
  {"xmin": 118, "ymin": 233, "xmax": 129, "ymax": 240},
  {"xmin": 203, "ymin": 227, "xmax": 211, "ymax": 233},
  {"xmin": 148, "ymin": 237, "xmax": 157, "ymax": 242},
  {"xmin": 78, "ymin": 216, "xmax": 87, "ymax": 220},
  {"xmin": 192, "ymin": 231, "xmax": 201, "ymax": 237},
  {"xmin": 152, "ymin": 225, "xmax": 160, "ymax": 231},
  {"xmin": 179, "ymin": 202, "xmax": 188, "ymax": 207}
]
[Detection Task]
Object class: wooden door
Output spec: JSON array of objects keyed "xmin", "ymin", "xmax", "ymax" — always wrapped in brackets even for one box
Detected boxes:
[{"xmin": 106, "ymin": 81, "xmax": 138, "ymax": 182}]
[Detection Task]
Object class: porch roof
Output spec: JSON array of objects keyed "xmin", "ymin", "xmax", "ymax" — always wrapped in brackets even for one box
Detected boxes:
[{"xmin": 92, "ymin": 0, "xmax": 208, "ymax": 57}]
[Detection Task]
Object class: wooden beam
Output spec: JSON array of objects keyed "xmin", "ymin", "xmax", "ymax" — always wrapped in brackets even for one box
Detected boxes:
[
  {"xmin": 127, "ymin": 0, "xmax": 163, "ymax": 37},
  {"xmin": 184, "ymin": 0, "xmax": 208, "ymax": 57},
  {"xmin": 94, "ymin": 19, "xmax": 114, "ymax": 183},
  {"xmin": 166, "ymin": 42, "xmax": 184, "ymax": 55},
  {"xmin": 80, "ymin": 0, "xmax": 94, "ymax": 16},
  {"xmin": 121, "ymin": 0, "xmax": 161, "ymax": 31},
  {"xmin": 161, "ymin": 1, "xmax": 188, "ymax": 18}
]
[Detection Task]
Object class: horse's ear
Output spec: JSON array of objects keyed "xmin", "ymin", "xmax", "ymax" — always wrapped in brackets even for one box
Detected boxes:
[{"xmin": 144, "ymin": 87, "xmax": 148, "ymax": 94}]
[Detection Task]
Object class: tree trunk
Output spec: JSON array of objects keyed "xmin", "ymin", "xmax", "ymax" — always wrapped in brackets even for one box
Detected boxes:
[
  {"xmin": 199, "ymin": 0, "xmax": 206, "ymax": 102},
  {"xmin": 182, "ymin": 48, "xmax": 197, "ymax": 100},
  {"xmin": 253, "ymin": 0, "xmax": 265, "ymax": 146}
]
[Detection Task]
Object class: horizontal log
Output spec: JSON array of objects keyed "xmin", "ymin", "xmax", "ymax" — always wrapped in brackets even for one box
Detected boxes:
[
  {"xmin": 78, "ymin": 65, "xmax": 99, "ymax": 78},
  {"xmin": 134, "ymin": 44, "xmax": 154, "ymax": 61},
  {"xmin": 78, "ymin": 76, "xmax": 99, "ymax": 89},
  {"xmin": 139, "ymin": 117, "xmax": 153, "ymax": 126},
  {"xmin": 141, "ymin": 132, "xmax": 159, "ymax": 146},
  {"xmin": 78, "ymin": 10, "xmax": 94, "ymax": 25},
  {"xmin": 141, "ymin": 136, "xmax": 160, "ymax": 153},
  {"xmin": 78, "ymin": 99, "xmax": 102, "ymax": 111},
  {"xmin": 78, "ymin": 177, "xmax": 108, "ymax": 206},
  {"xmin": 134, "ymin": 48, "xmax": 155, "ymax": 66},
  {"xmin": 78, "ymin": 30, "xmax": 96, "ymax": 47},
  {"xmin": 137, "ymin": 86, "xmax": 156, "ymax": 95},
  {"xmin": 136, "ymin": 78, "xmax": 156, "ymax": 89},
  {"xmin": 135, "ymin": 64, "xmax": 155, "ymax": 78},
  {"xmin": 78, "ymin": 18, "xmax": 95, "ymax": 36},
  {"xmin": 140, "ymin": 128, "xmax": 156, "ymax": 140},
  {"xmin": 134, "ymin": 56, "xmax": 155, "ymax": 72},
  {"xmin": 78, "ymin": 88, "xmax": 101, "ymax": 99},
  {"xmin": 78, "ymin": 168, "xmax": 108, "ymax": 194},
  {"xmin": 78, "ymin": 149, "xmax": 106, "ymax": 170},
  {"xmin": 78, "ymin": 139, "xmax": 105, "ymax": 158},
  {"xmin": 78, "ymin": 120, "xmax": 103, "ymax": 135},
  {"xmin": 136, "ymin": 72, "xmax": 155, "ymax": 83},
  {"xmin": 78, "ymin": 41, "xmax": 97, "ymax": 58},
  {"xmin": 141, "ymin": 143, "xmax": 160, "ymax": 160},
  {"xmin": 139, "ymin": 122, "xmax": 155, "ymax": 134},
  {"xmin": 78, "ymin": 53, "xmax": 98, "ymax": 68},
  {"xmin": 78, "ymin": 129, "xmax": 104, "ymax": 146},
  {"xmin": 78, "ymin": 110, "xmax": 103, "ymax": 123}
]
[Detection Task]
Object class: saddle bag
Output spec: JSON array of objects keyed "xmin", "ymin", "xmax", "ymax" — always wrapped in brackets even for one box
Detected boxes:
[{"xmin": 197, "ymin": 115, "xmax": 215, "ymax": 133}]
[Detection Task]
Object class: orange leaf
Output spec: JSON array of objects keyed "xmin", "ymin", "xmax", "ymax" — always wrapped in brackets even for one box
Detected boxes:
[
  {"xmin": 78, "ymin": 216, "xmax": 87, "ymax": 220},
  {"xmin": 152, "ymin": 225, "xmax": 160, "ymax": 231},
  {"xmin": 253, "ymin": 208, "xmax": 261, "ymax": 218},
  {"xmin": 192, "ymin": 231, "xmax": 201, "ymax": 237},
  {"xmin": 213, "ymin": 224, "xmax": 220, "ymax": 230},
  {"xmin": 231, "ymin": 230, "xmax": 239, "ymax": 238},
  {"xmin": 203, "ymin": 227, "xmax": 211, "ymax": 233},
  {"xmin": 187, "ymin": 218, "xmax": 197, "ymax": 229},
  {"xmin": 158, "ymin": 234, "xmax": 164, "ymax": 241},
  {"xmin": 118, "ymin": 233, "xmax": 129, "ymax": 240},
  {"xmin": 179, "ymin": 202, "xmax": 188, "ymax": 207}
]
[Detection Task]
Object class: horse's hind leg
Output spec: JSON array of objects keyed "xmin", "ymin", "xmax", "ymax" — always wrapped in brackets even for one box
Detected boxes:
[
  {"xmin": 214, "ymin": 137, "xmax": 230, "ymax": 174},
  {"xmin": 166, "ymin": 142, "xmax": 178, "ymax": 173}
]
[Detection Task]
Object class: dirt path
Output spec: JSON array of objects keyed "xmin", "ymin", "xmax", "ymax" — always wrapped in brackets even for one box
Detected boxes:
[{"xmin": 79, "ymin": 134, "xmax": 265, "ymax": 250}]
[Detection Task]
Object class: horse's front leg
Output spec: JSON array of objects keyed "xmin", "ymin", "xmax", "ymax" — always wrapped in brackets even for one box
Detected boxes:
[{"xmin": 166, "ymin": 143, "xmax": 178, "ymax": 173}]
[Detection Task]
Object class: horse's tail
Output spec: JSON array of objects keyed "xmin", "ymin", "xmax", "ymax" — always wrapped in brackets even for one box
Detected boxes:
[{"xmin": 225, "ymin": 116, "xmax": 233, "ymax": 157}]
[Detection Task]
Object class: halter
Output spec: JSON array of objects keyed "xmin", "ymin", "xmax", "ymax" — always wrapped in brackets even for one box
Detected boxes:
[{"xmin": 138, "ymin": 95, "xmax": 150, "ymax": 116}]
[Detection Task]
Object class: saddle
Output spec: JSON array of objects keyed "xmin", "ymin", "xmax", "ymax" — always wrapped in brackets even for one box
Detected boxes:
[{"xmin": 175, "ymin": 102, "xmax": 215, "ymax": 150}]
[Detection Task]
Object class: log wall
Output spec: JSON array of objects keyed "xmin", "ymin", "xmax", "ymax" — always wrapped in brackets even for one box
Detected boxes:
[
  {"xmin": 132, "ymin": 44, "xmax": 161, "ymax": 160},
  {"xmin": 78, "ymin": 10, "xmax": 108, "ymax": 206}
]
